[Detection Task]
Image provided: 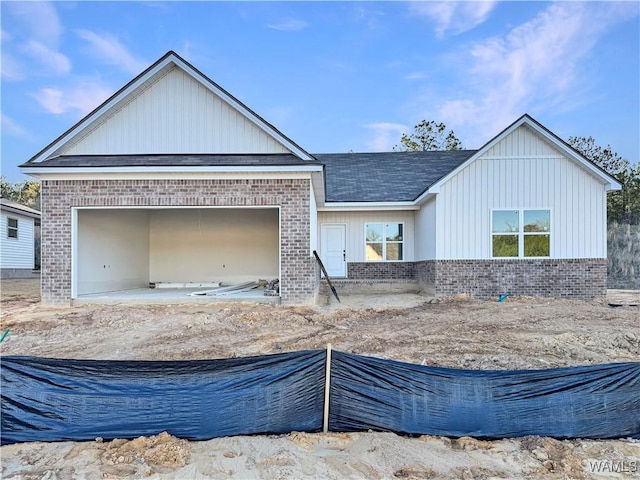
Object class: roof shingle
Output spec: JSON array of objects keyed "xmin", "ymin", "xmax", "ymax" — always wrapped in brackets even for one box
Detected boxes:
[{"xmin": 316, "ymin": 150, "xmax": 476, "ymax": 202}]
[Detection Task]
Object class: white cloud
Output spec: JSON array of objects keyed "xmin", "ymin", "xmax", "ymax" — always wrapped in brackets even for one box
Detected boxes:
[
  {"xmin": 411, "ymin": 1, "xmax": 497, "ymax": 37},
  {"xmin": 5, "ymin": 1, "xmax": 63, "ymax": 44},
  {"xmin": 1, "ymin": 53, "xmax": 25, "ymax": 81},
  {"xmin": 429, "ymin": 2, "xmax": 639, "ymax": 145},
  {"xmin": 406, "ymin": 72, "xmax": 426, "ymax": 81},
  {"xmin": 1, "ymin": 114, "xmax": 34, "ymax": 141},
  {"xmin": 267, "ymin": 18, "xmax": 309, "ymax": 31},
  {"xmin": 31, "ymin": 82, "xmax": 112, "ymax": 116},
  {"xmin": 3, "ymin": 2, "xmax": 70, "ymax": 78},
  {"xmin": 365, "ymin": 122, "xmax": 408, "ymax": 151},
  {"xmin": 76, "ymin": 29, "xmax": 148, "ymax": 75},
  {"xmin": 23, "ymin": 41, "xmax": 71, "ymax": 75}
]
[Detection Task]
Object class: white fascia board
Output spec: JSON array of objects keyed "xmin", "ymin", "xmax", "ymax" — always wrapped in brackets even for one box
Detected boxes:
[
  {"xmin": 319, "ymin": 202, "xmax": 419, "ymax": 212},
  {"xmin": 21, "ymin": 166, "xmax": 322, "ymax": 181},
  {"xmin": 310, "ymin": 171, "xmax": 326, "ymax": 206},
  {"xmin": 414, "ymin": 190, "xmax": 438, "ymax": 205},
  {"xmin": 0, "ymin": 206, "xmax": 41, "ymax": 219}
]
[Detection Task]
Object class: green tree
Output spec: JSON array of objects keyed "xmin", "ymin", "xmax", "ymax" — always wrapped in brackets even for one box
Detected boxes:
[
  {"xmin": 1, "ymin": 176, "xmax": 41, "ymax": 210},
  {"xmin": 395, "ymin": 120, "xmax": 463, "ymax": 151},
  {"xmin": 567, "ymin": 137, "xmax": 640, "ymax": 224}
]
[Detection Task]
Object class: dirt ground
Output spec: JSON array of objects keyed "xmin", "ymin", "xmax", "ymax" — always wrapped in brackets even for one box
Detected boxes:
[{"xmin": 1, "ymin": 278, "xmax": 639, "ymax": 479}]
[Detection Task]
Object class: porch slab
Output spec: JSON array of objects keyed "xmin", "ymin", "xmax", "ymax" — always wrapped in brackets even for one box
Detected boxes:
[{"xmin": 73, "ymin": 287, "xmax": 280, "ymax": 305}]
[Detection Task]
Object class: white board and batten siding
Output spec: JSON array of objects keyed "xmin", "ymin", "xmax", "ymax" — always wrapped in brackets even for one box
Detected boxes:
[
  {"xmin": 318, "ymin": 211, "xmax": 415, "ymax": 262},
  {"xmin": 433, "ymin": 125, "xmax": 608, "ymax": 260},
  {"xmin": 58, "ymin": 67, "xmax": 290, "ymax": 156},
  {"xmin": 1, "ymin": 212, "xmax": 35, "ymax": 269}
]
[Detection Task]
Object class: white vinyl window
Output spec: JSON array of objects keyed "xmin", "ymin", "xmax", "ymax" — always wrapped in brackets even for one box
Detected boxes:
[
  {"xmin": 492, "ymin": 209, "xmax": 551, "ymax": 258},
  {"xmin": 7, "ymin": 217, "xmax": 18, "ymax": 239},
  {"xmin": 365, "ymin": 223, "xmax": 404, "ymax": 261}
]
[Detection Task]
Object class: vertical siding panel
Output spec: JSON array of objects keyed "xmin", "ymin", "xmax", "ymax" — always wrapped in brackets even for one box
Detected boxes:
[
  {"xmin": 436, "ymin": 124, "xmax": 608, "ymax": 261},
  {"xmin": 61, "ymin": 68, "xmax": 290, "ymax": 155}
]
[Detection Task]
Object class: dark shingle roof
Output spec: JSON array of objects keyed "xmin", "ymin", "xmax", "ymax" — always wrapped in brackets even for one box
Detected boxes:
[
  {"xmin": 23, "ymin": 150, "xmax": 478, "ymax": 203},
  {"xmin": 24, "ymin": 153, "xmax": 320, "ymax": 168},
  {"xmin": 316, "ymin": 150, "xmax": 476, "ymax": 202}
]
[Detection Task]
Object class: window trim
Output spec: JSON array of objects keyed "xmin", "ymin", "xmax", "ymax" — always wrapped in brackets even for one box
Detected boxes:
[
  {"xmin": 491, "ymin": 209, "xmax": 551, "ymax": 258},
  {"xmin": 7, "ymin": 217, "xmax": 18, "ymax": 239},
  {"xmin": 364, "ymin": 222, "xmax": 405, "ymax": 262}
]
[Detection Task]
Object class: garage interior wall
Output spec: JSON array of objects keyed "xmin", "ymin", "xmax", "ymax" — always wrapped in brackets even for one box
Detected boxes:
[
  {"xmin": 149, "ymin": 208, "xmax": 279, "ymax": 283},
  {"xmin": 77, "ymin": 208, "xmax": 279, "ymax": 295},
  {"xmin": 77, "ymin": 209, "xmax": 150, "ymax": 295}
]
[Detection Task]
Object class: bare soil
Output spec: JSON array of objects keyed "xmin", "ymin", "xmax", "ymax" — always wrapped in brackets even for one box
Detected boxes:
[{"xmin": 1, "ymin": 278, "xmax": 639, "ymax": 479}]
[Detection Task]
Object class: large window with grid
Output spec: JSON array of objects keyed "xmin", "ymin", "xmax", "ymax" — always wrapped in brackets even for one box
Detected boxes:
[
  {"xmin": 492, "ymin": 210, "xmax": 550, "ymax": 258},
  {"xmin": 365, "ymin": 223, "xmax": 404, "ymax": 261}
]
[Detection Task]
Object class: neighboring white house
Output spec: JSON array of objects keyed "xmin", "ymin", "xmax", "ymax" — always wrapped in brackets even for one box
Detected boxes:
[
  {"xmin": 20, "ymin": 51, "xmax": 621, "ymax": 304},
  {"xmin": 1, "ymin": 198, "xmax": 41, "ymax": 278}
]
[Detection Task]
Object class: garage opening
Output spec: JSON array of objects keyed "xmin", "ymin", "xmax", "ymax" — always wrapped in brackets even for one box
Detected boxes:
[{"xmin": 73, "ymin": 207, "xmax": 280, "ymax": 302}]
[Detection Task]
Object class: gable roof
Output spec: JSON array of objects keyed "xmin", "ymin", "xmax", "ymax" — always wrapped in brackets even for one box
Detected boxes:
[
  {"xmin": 316, "ymin": 150, "xmax": 475, "ymax": 202},
  {"xmin": 422, "ymin": 114, "xmax": 622, "ymax": 199},
  {"xmin": 23, "ymin": 51, "xmax": 315, "ymax": 165}
]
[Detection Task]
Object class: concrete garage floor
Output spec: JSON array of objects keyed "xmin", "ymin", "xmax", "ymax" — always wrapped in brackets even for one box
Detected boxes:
[{"xmin": 74, "ymin": 287, "xmax": 280, "ymax": 305}]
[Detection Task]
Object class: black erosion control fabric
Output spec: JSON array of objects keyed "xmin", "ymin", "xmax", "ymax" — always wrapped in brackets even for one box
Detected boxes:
[
  {"xmin": 329, "ymin": 351, "xmax": 640, "ymax": 439},
  {"xmin": 2, "ymin": 350, "xmax": 639, "ymax": 445},
  {"xmin": 1, "ymin": 350, "xmax": 325, "ymax": 445}
]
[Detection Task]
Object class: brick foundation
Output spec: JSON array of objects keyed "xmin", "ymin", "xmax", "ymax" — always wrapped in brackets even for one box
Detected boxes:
[
  {"xmin": 41, "ymin": 178, "xmax": 318, "ymax": 304},
  {"xmin": 416, "ymin": 258, "xmax": 607, "ymax": 299},
  {"xmin": 341, "ymin": 258, "xmax": 606, "ymax": 299},
  {"xmin": 347, "ymin": 262, "xmax": 416, "ymax": 280}
]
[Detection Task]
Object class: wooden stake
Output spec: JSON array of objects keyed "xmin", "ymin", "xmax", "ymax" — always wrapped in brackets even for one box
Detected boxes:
[{"xmin": 323, "ymin": 343, "xmax": 332, "ymax": 433}]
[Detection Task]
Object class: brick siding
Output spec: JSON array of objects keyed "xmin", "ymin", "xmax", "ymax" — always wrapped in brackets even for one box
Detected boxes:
[
  {"xmin": 346, "ymin": 262, "xmax": 416, "ymax": 280},
  {"xmin": 40, "ymin": 178, "xmax": 318, "ymax": 304},
  {"xmin": 342, "ymin": 258, "xmax": 606, "ymax": 299},
  {"xmin": 416, "ymin": 258, "xmax": 607, "ymax": 299}
]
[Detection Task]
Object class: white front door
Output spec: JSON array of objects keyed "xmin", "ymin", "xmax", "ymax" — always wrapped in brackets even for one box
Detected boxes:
[{"xmin": 320, "ymin": 224, "xmax": 346, "ymax": 278}]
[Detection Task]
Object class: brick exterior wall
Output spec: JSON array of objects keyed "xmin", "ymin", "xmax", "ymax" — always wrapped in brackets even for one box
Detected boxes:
[
  {"xmin": 346, "ymin": 262, "xmax": 416, "ymax": 280},
  {"xmin": 341, "ymin": 258, "xmax": 606, "ymax": 299},
  {"xmin": 417, "ymin": 258, "xmax": 607, "ymax": 299},
  {"xmin": 40, "ymin": 178, "xmax": 318, "ymax": 304}
]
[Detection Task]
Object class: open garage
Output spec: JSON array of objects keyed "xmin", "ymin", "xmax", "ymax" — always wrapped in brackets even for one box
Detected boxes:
[{"xmin": 73, "ymin": 207, "xmax": 280, "ymax": 300}]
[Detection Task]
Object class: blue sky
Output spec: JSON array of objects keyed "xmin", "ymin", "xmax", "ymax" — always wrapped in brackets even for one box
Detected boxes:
[{"xmin": 1, "ymin": 1, "xmax": 639, "ymax": 182}]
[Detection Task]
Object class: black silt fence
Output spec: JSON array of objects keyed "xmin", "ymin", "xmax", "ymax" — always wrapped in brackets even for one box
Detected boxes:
[{"xmin": 2, "ymin": 349, "xmax": 639, "ymax": 445}]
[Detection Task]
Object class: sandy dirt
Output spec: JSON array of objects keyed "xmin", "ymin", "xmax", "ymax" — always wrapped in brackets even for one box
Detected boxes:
[{"xmin": 1, "ymin": 278, "xmax": 639, "ymax": 479}]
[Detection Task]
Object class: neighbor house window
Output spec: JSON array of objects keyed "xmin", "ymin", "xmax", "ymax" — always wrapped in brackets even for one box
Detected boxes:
[
  {"xmin": 365, "ymin": 223, "xmax": 404, "ymax": 261},
  {"xmin": 7, "ymin": 217, "xmax": 18, "ymax": 239},
  {"xmin": 492, "ymin": 210, "xmax": 550, "ymax": 258}
]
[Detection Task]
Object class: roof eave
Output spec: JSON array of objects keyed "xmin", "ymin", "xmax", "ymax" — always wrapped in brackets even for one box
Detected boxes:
[
  {"xmin": 20, "ymin": 165, "xmax": 324, "ymax": 179},
  {"xmin": 319, "ymin": 201, "xmax": 419, "ymax": 211}
]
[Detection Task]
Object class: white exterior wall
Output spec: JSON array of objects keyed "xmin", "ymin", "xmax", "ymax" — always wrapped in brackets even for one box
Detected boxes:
[
  {"xmin": 415, "ymin": 197, "xmax": 436, "ymax": 260},
  {"xmin": 1, "ymin": 212, "xmax": 35, "ymax": 269},
  {"xmin": 77, "ymin": 209, "xmax": 150, "ymax": 294},
  {"xmin": 60, "ymin": 67, "xmax": 290, "ymax": 156},
  {"xmin": 434, "ymin": 126, "xmax": 608, "ymax": 259},
  {"xmin": 318, "ymin": 211, "xmax": 415, "ymax": 262}
]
